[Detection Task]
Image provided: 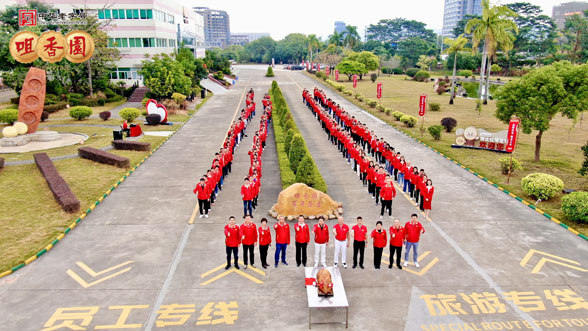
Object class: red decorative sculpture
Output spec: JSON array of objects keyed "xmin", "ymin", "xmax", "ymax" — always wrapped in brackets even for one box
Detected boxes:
[
  {"xmin": 146, "ymin": 99, "xmax": 168, "ymax": 123},
  {"xmin": 18, "ymin": 67, "xmax": 46, "ymax": 133}
]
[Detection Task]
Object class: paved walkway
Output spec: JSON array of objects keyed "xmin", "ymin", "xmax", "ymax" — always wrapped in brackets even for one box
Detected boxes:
[{"xmin": 0, "ymin": 66, "xmax": 587, "ymax": 331}]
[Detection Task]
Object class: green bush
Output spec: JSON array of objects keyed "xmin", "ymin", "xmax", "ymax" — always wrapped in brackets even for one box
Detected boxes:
[
  {"xmin": 376, "ymin": 104, "xmax": 385, "ymax": 112},
  {"xmin": 343, "ymin": 89, "xmax": 353, "ymax": 96},
  {"xmin": 43, "ymin": 102, "xmax": 67, "ymax": 113},
  {"xmin": 104, "ymin": 88, "xmax": 116, "ymax": 98},
  {"xmin": 289, "ymin": 134, "xmax": 307, "ymax": 173},
  {"xmin": 562, "ymin": 192, "xmax": 588, "ymax": 223},
  {"xmin": 521, "ymin": 173, "xmax": 564, "ymax": 201},
  {"xmin": 429, "ymin": 103, "xmax": 441, "ymax": 111},
  {"xmin": 385, "ymin": 108, "xmax": 393, "ymax": 115},
  {"xmin": 171, "ymin": 92, "xmax": 186, "ymax": 104},
  {"xmin": 284, "ymin": 119, "xmax": 295, "ymax": 132},
  {"xmin": 45, "ymin": 93, "xmax": 59, "ymax": 105},
  {"xmin": 106, "ymin": 95, "xmax": 125, "ymax": 103},
  {"xmin": 357, "ymin": 95, "xmax": 365, "ymax": 102},
  {"xmin": 296, "ymin": 154, "xmax": 317, "ymax": 186},
  {"xmin": 491, "ymin": 64, "xmax": 502, "ymax": 73},
  {"xmin": 266, "ymin": 66, "xmax": 275, "ymax": 77},
  {"xmin": 406, "ymin": 68, "xmax": 419, "ymax": 77},
  {"xmin": 119, "ymin": 107, "xmax": 141, "ymax": 122},
  {"xmin": 400, "ymin": 115, "xmax": 418, "ymax": 128},
  {"xmin": 0, "ymin": 108, "xmax": 18, "ymax": 124},
  {"xmin": 440, "ymin": 117, "xmax": 457, "ymax": 132},
  {"xmin": 414, "ymin": 70, "xmax": 431, "ymax": 82},
  {"xmin": 499, "ymin": 157, "xmax": 522, "ymax": 175},
  {"xmin": 392, "ymin": 111, "xmax": 405, "ymax": 121},
  {"xmin": 428, "ymin": 125, "xmax": 443, "ymax": 140},
  {"xmin": 142, "ymin": 97, "xmax": 150, "ymax": 108},
  {"xmin": 284, "ymin": 129, "xmax": 294, "ymax": 155},
  {"xmin": 69, "ymin": 106, "xmax": 92, "ymax": 120},
  {"xmin": 458, "ymin": 69, "xmax": 473, "ymax": 78},
  {"xmin": 315, "ymin": 71, "xmax": 325, "ymax": 80},
  {"xmin": 366, "ymin": 99, "xmax": 378, "ymax": 108},
  {"xmin": 213, "ymin": 70, "xmax": 224, "ymax": 81},
  {"xmin": 355, "ymin": 93, "xmax": 363, "ymax": 100},
  {"xmin": 97, "ymin": 99, "xmax": 106, "ymax": 106},
  {"xmin": 370, "ymin": 73, "xmax": 378, "ymax": 83}
]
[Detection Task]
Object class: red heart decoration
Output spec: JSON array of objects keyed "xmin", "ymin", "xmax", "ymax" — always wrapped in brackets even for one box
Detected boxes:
[{"xmin": 146, "ymin": 99, "xmax": 168, "ymax": 123}]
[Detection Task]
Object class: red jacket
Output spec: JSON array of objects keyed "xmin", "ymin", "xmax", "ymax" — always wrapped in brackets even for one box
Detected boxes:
[
  {"xmin": 380, "ymin": 185, "xmax": 396, "ymax": 200},
  {"xmin": 404, "ymin": 221, "xmax": 425, "ymax": 243},
  {"xmin": 294, "ymin": 223, "xmax": 310, "ymax": 243},
  {"xmin": 371, "ymin": 229, "xmax": 387, "ymax": 248},
  {"xmin": 376, "ymin": 172, "xmax": 386, "ymax": 187},
  {"xmin": 333, "ymin": 223, "xmax": 350, "ymax": 241},
  {"xmin": 352, "ymin": 224, "xmax": 368, "ymax": 241},
  {"xmin": 313, "ymin": 224, "xmax": 329, "ymax": 244},
  {"xmin": 225, "ymin": 225, "xmax": 240, "ymax": 247},
  {"xmin": 240, "ymin": 223, "xmax": 258, "ymax": 245},
  {"xmin": 193, "ymin": 183, "xmax": 211, "ymax": 200},
  {"xmin": 258, "ymin": 226, "xmax": 272, "ymax": 246},
  {"xmin": 241, "ymin": 184, "xmax": 254, "ymax": 201},
  {"xmin": 389, "ymin": 226, "xmax": 404, "ymax": 247},
  {"xmin": 274, "ymin": 222, "xmax": 290, "ymax": 244}
]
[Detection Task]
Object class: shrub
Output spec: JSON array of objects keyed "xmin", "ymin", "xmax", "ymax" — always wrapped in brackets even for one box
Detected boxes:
[
  {"xmin": 171, "ymin": 92, "xmax": 186, "ymax": 105},
  {"xmin": 355, "ymin": 92, "xmax": 362, "ymax": 98},
  {"xmin": 104, "ymin": 88, "xmax": 116, "ymax": 98},
  {"xmin": 43, "ymin": 102, "xmax": 67, "ymax": 113},
  {"xmin": 521, "ymin": 173, "xmax": 564, "ymax": 201},
  {"xmin": 288, "ymin": 134, "xmax": 307, "ymax": 173},
  {"xmin": 499, "ymin": 157, "xmax": 522, "ymax": 175},
  {"xmin": 142, "ymin": 97, "xmax": 150, "ymax": 108},
  {"xmin": 392, "ymin": 111, "xmax": 405, "ymax": 121},
  {"xmin": 10, "ymin": 96, "xmax": 20, "ymax": 104},
  {"xmin": 112, "ymin": 140, "xmax": 151, "ymax": 151},
  {"xmin": 0, "ymin": 108, "xmax": 19, "ymax": 124},
  {"xmin": 440, "ymin": 117, "xmax": 457, "ymax": 132},
  {"xmin": 562, "ymin": 192, "xmax": 588, "ymax": 223},
  {"xmin": 78, "ymin": 146, "xmax": 130, "ymax": 168},
  {"xmin": 391, "ymin": 67, "xmax": 403, "ymax": 75},
  {"xmin": 343, "ymin": 89, "xmax": 353, "ymax": 96},
  {"xmin": 381, "ymin": 67, "xmax": 392, "ymax": 74},
  {"xmin": 458, "ymin": 69, "xmax": 473, "ymax": 78},
  {"xmin": 357, "ymin": 95, "xmax": 365, "ymax": 102},
  {"xmin": 385, "ymin": 108, "xmax": 392, "ymax": 115},
  {"xmin": 119, "ymin": 107, "xmax": 141, "ymax": 122},
  {"xmin": 266, "ymin": 66, "xmax": 275, "ymax": 77},
  {"xmin": 366, "ymin": 99, "xmax": 378, "ymax": 108},
  {"xmin": 428, "ymin": 125, "xmax": 443, "ymax": 140},
  {"xmin": 580, "ymin": 141, "xmax": 588, "ymax": 176},
  {"xmin": 491, "ymin": 64, "xmax": 502, "ymax": 74},
  {"xmin": 146, "ymin": 113, "xmax": 162, "ymax": 125},
  {"xmin": 213, "ymin": 70, "xmax": 224, "ymax": 81},
  {"xmin": 436, "ymin": 85, "xmax": 445, "ymax": 95},
  {"xmin": 106, "ymin": 95, "xmax": 125, "ymax": 103},
  {"xmin": 41, "ymin": 111, "xmax": 49, "ymax": 122},
  {"xmin": 162, "ymin": 99, "xmax": 179, "ymax": 114},
  {"xmin": 429, "ymin": 102, "xmax": 441, "ymax": 111},
  {"xmin": 438, "ymin": 81, "xmax": 447, "ymax": 87},
  {"xmin": 406, "ymin": 68, "xmax": 419, "ymax": 77},
  {"xmin": 370, "ymin": 73, "xmax": 378, "ymax": 83},
  {"xmin": 400, "ymin": 115, "xmax": 418, "ymax": 128},
  {"xmin": 414, "ymin": 70, "xmax": 431, "ymax": 82},
  {"xmin": 34, "ymin": 153, "xmax": 80, "ymax": 213},
  {"xmin": 45, "ymin": 93, "xmax": 59, "ymax": 105},
  {"xmin": 284, "ymin": 129, "xmax": 295, "ymax": 155},
  {"xmin": 69, "ymin": 106, "xmax": 92, "ymax": 120},
  {"xmin": 376, "ymin": 104, "xmax": 385, "ymax": 112},
  {"xmin": 97, "ymin": 98, "xmax": 106, "ymax": 106},
  {"xmin": 315, "ymin": 71, "xmax": 325, "ymax": 80},
  {"xmin": 296, "ymin": 154, "xmax": 317, "ymax": 187},
  {"xmin": 99, "ymin": 111, "xmax": 111, "ymax": 121},
  {"xmin": 284, "ymin": 119, "xmax": 295, "ymax": 132}
]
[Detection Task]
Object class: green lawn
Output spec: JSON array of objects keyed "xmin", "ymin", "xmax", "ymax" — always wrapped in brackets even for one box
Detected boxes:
[{"xmin": 307, "ymin": 72, "xmax": 588, "ymax": 235}]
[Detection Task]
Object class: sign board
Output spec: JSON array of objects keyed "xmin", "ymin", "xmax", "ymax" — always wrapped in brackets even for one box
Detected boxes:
[
  {"xmin": 506, "ymin": 118, "xmax": 520, "ymax": 153},
  {"xmin": 419, "ymin": 94, "xmax": 427, "ymax": 116},
  {"xmin": 353, "ymin": 75, "xmax": 358, "ymax": 88},
  {"xmin": 377, "ymin": 83, "xmax": 382, "ymax": 99},
  {"xmin": 335, "ymin": 69, "xmax": 339, "ymax": 81}
]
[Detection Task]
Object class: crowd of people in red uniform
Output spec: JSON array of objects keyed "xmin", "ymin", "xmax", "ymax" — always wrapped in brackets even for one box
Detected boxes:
[
  {"xmin": 302, "ymin": 88, "xmax": 435, "ymax": 219},
  {"xmin": 240, "ymin": 93, "xmax": 272, "ymax": 218},
  {"xmin": 193, "ymin": 89, "xmax": 257, "ymax": 218}
]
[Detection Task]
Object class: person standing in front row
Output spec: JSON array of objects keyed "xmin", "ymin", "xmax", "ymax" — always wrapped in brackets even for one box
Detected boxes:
[
  {"xmin": 258, "ymin": 218, "xmax": 271, "ymax": 269},
  {"xmin": 313, "ymin": 216, "xmax": 329, "ymax": 267},
  {"xmin": 193, "ymin": 177, "xmax": 210, "ymax": 218},
  {"xmin": 404, "ymin": 214, "xmax": 425, "ymax": 268},
  {"xmin": 294, "ymin": 215, "xmax": 310, "ymax": 267},
  {"xmin": 333, "ymin": 216, "xmax": 350, "ymax": 268},
  {"xmin": 389, "ymin": 219, "xmax": 404, "ymax": 269},
  {"xmin": 274, "ymin": 216, "xmax": 290, "ymax": 268},
  {"xmin": 351, "ymin": 216, "xmax": 368, "ymax": 269},
  {"xmin": 240, "ymin": 215, "xmax": 257, "ymax": 269},
  {"xmin": 224, "ymin": 216, "xmax": 240, "ymax": 270},
  {"xmin": 371, "ymin": 221, "xmax": 387, "ymax": 269}
]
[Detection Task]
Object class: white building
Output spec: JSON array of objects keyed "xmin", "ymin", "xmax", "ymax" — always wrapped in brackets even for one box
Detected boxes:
[{"xmin": 230, "ymin": 32, "xmax": 270, "ymax": 46}]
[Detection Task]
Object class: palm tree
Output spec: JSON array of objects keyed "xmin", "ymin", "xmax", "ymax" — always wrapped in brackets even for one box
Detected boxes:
[
  {"xmin": 465, "ymin": 0, "xmax": 517, "ymax": 104},
  {"xmin": 443, "ymin": 34, "xmax": 469, "ymax": 105},
  {"xmin": 328, "ymin": 31, "xmax": 343, "ymax": 47},
  {"xmin": 343, "ymin": 25, "xmax": 361, "ymax": 49},
  {"xmin": 307, "ymin": 34, "xmax": 320, "ymax": 62}
]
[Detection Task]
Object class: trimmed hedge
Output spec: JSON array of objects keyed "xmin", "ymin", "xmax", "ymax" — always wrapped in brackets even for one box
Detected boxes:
[
  {"xmin": 428, "ymin": 125, "xmax": 443, "ymax": 140},
  {"xmin": 78, "ymin": 146, "xmax": 130, "ymax": 168},
  {"xmin": 440, "ymin": 117, "xmax": 457, "ymax": 132},
  {"xmin": 499, "ymin": 157, "xmax": 522, "ymax": 175},
  {"xmin": 43, "ymin": 102, "xmax": 67, "ymax": 113},
  {"xmin": 0, "ymin": 108, "xmax": 18, "ymax": 124},
  {"xmin": 112, "ymin": 140, "xmax": 151, "ymax": 151},
  {"xmin": 414, "ymin": 70, "xmax": 431, "ymax": 82},
  {"xmin": 119, "ymin": 108, "xmax": 141, "ymax": 122},
  {"xmin": 429, "ymin": 103, "xmax": 441, "ymax": 111},
  {"xmin": 270, "ymin": 81, "xmax": 327, "ymax": 192},
  {"xmin": 406, "ymin": 68, "xmax": 419, "ymax": 77},
  {"xmin": 69, "ymin": 106, "xmax": 92, "ymax": 120},
  {"xmin": 34, "ymin": 153, "xmax": 80, "ymax": 213},
  {"xmin": 392, "ymin": 111, "xmax": 405, "ymax": 121},
  {"xmin": 458, "ymin": 69, "xmax": 473, "ymax": 78},
  {"xmin": 400, "ymin": 114, "xmax": 418, "ymax": 128},
  {"xmin": 562, "ymin": 192, "xmax": 588, "ymax": 223},
  {"xmin": 266, "ymin": 66, "xmax": 275, "ymax": 77},
  {"xmin": 99, "ymin": 111, "xmax": 111, "ymax": 121},
  {"xmin": 521, "ymin": 173, "xmax": 564, "ymax": 201}
]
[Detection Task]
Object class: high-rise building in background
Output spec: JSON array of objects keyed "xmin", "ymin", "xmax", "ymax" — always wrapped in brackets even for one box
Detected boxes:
[
  {"xmin": 552, "ymin": 1, "xmax": 588, "ymax": 29},
  {"xmin": 193, "ymin": 7, "xmax": 230, "ymax": 48},
  {"xmin": 442, "ymin": 0, "xmax": 483, "ymax": 37},
  {"xmin": 230, "ymin": 33, "xmax": 270, "ymax": 46},
  {"xmin": 334, "ymin": 21, "xmax": 346, "ymax": 34}
]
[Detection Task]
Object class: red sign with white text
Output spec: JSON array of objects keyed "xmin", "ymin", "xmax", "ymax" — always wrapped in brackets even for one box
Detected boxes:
[
  {"xmin": 325, "ymin": 66, "xmax": 330, "ymax": 75},
  {"xmin": 506, "ymin": 119, "xmax": 520, "ymax": 153},
  {"xmin": 377, "ymin": 83, "xmax": 382, "ymax": 99},
  {"xmin": 335, "ymin": 69, "xmax": 339, "ymax": 81},
  {"xmin": 353, "ymin": 75, "xmax": 358, "ymax": 88},
  {"xmin": 419, "ymin": 94, "xmax": 427, "ymax": 116}
]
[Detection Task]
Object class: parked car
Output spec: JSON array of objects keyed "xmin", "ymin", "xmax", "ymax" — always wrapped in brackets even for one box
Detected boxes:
[{"xmin": 290, "ymin": 65, "xmax": 305, "ymax": 70}]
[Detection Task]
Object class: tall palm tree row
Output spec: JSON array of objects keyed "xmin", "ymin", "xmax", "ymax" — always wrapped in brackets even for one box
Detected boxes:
[
  {"xmin": 465, "ymin": 0, "xmax": 518, "ymax": 104},
  {"xmin": 343, "ymin": 25, "xmax": 360, "ymax": 49},
  {"xmin": 307, "ymin": 34, "xmax": 320, "ymax": 61},
  {"xmin": 443, "ymin": 34, "xmax": 470, "ymax": 105},
  {"xmin": 328, "ymin": 31, "xmax": 344, "ymax": 47}
]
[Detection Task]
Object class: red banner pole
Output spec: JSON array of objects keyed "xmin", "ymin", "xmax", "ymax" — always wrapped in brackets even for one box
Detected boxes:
[{"xmin": 506, "ymin": 117, "xmax": 521, "ymax": 184}]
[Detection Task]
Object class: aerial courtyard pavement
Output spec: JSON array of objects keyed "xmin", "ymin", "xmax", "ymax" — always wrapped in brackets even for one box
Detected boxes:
[{"xmin": 0, "ymin": 65, "xmax": 586, "ymax": 330}]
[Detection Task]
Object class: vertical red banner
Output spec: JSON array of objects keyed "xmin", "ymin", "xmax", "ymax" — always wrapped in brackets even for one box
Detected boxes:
[
  {"xmin": 335, "ymin": 69, "xmax": 339, "ymax": 81},
  {"xmin": 317, "ymin": 63, "xmax": 321, "ymax": 72},
  {"xmin": 506, "ymin": 118, "xmax": 520, "ymax": 153},
  {"xmin": 377, "ymin": 83, "xmax": 382, "ymax": 99},
  {"xmin": 419, "ymin": 94, "xmax": 427, "ymax": 116},
  {"xmin": 326, "ymin": 66, "xmax": 330, "ymax": 75},
  {"xmin": 353, "ymin": 75, "xmax": 358, "ymax": 88}
]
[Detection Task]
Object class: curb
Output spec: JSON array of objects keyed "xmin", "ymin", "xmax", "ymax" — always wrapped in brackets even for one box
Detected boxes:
[
  {"xmin": 308, "ymin": 74, "xmax": 588, "ymax": 243},
  {"xmin": 0, "ymin": 123, "xmax": 186, "ymax": 279}
]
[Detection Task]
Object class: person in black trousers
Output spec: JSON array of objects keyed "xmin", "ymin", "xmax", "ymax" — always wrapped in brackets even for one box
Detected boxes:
[
  {"xmin": 389, "ymin": 219, "xmax": 404, "ymax": 269},
  {"xmin": 258, "ymin": 218, "xmax": 271, "ymax": 269},
  {"xmin": 351, "ymin": 216, "xmax": 368, "ymax": 269}
]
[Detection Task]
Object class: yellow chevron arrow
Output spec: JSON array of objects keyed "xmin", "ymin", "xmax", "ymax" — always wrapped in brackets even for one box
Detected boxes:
[
  {"xmin": 520, "ymin": 249, "xmax": 588, "ymax": 274},
  {"xmin": 66, "ymin": 261, "xmax": 133, "ymax": 288}
]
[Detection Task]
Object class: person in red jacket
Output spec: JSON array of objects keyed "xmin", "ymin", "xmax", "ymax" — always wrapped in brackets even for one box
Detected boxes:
[
  {"xmin": 294, "ymin": 215, "xmax": 310, "ymax": 267},
  {"xmin": 193, "ymin": 177, "xmax": 210, "ymax": 218},
  {"xmin": 333, "ymin": 216, "xmax": 350, "ymax": 268},
  {"xmin": 258, "ymin": 218, "xmax": 271, "ymax": 269},
  {"xmin": 422, "ymin": 179, "xmax": 435, "ymax": 218},
  {"xmin": 313, "ymin": 216, "xmax": 329, "ymax": 267},
  {"xmin": 389, "ymin": 219, "xmax": 404, "ymax": 269},
  {"xmin": 274, "ymin": 216, "xmax": 290, "ymax": 268},
  {"xmin": 418, "ymin": 175, "xmax": 429, "ymax": 211},
  {"xmin": 351, "ymin": 216, "xmax": 368, "ymax": 269},
  {"xmin": 241, "ymin": 177, "xmax": 253, "ymax": 217},
  {"xmin": 380, "ymin": 176, "xmax": 396, "ymax": 219},
  {"xmin": 375, "ymin": 166, "xmax": 386, "ymax": 204},
  {"xmin": 240, "ymin": 215, "xmax": 258, "ymax": 269},
  {"xmin": 367, "ymin": 162, "xmax": 377, "ymax": 196},
  {"xmin": 371, "ymin": 221, "xmax": 387, "ymax": 269},
  {"xmin": 404, "ymin": 214, "xmax": 425, "ymax": 268},
  {"xmin": 225, "ymin": 216, "xmax": 240, "ymax": 270}
]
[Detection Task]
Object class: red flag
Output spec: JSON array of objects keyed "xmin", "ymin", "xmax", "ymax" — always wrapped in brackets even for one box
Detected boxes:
[
  {"xmin": 377, "ymin": 83, "xmax": 382, "ymax": 99},
  {"xmin": 317, "ymin": 63, "xmax": 321, "ymax": 72},
  {"xmin": 506, "ymin": 118, "xmax": 520, "ymax": 153},
  {"xmin": 419, "ymin": 94, "xmax": 427, "ymax": 116},
  {"xmin": 353, "ymin": 75, "xmax": 358, "ymax": 88},
  {"xmin": 326, "ymin": 66, "xmax": 330, "ymax": 75},
  {"xmin": 335, "ymin": 69, "xmax": 339, "ymax": 81}
]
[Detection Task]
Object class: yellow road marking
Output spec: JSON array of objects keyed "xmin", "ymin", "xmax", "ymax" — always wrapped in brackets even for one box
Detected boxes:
[
  {"xmin": 200, "ymin": 269, "xmax": 233, "ymax": 286},
  {"xmin": 233, "ymin": 269, "xmax": 264, "ymax": 284},
  {"xmin": 200, "ymin": 263, "xmax": 227, "ymax": 279},
  {"xmin": 520, "ymin": 249, "xmax": 588, "ymax": 274},
  {"xmin": 76, "ymin": 261, "xmax": 134, "ymax": 277}
]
